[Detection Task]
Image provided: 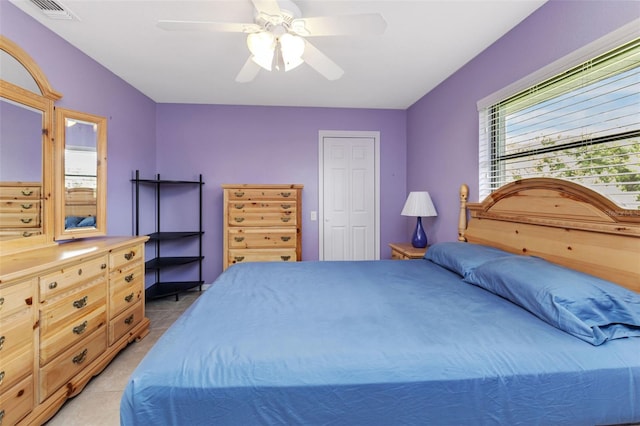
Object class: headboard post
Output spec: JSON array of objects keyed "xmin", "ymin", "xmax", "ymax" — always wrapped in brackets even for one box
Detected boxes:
[{"xmin": 458, "ymin": 184, "xmax": 469, "ymax": 242}]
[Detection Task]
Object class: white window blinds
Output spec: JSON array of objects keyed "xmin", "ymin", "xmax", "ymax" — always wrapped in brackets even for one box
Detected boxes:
[{"xmin": 478, "ymin": 37, "xmax": 640, "ymax": 209}]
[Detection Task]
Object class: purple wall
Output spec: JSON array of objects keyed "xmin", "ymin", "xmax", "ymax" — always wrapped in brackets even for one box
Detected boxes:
[
  {"xmin": 155, "ymin": 104, "xmax": 407, "ymax": 281},
  {"xmin": 406, "ymin": 0, "xmax": 640, "ymax": 245},
  {"xmin": 0, "ymin": 101, "xmax": 42, "ymax": 181},
  {"xmin": 1, "ymin": 2, "xmax": 157, "ymax": 238}
]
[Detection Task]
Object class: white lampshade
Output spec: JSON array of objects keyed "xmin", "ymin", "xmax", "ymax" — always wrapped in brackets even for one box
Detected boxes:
[
  {"xmin": 280, "ymin": 33, "xmax": 305, "ymax": 71},
  {"xmin": 401, "ymin": 191, "xmax": 437, "ymax": 217},
  {"xmin": 247, "ymin": 31, "xmax": 275, "ymax": 71}
]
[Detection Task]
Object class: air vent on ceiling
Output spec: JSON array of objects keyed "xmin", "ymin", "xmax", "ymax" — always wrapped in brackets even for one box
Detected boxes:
[{"xmin": 28, "ymin": 0, "xmax": 76, "ymax": 20}]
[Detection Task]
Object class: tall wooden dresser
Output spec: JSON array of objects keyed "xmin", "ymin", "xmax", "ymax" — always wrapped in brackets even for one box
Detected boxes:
[
  {"xmin": 222, "ymin": 184, "xmax": 302, "ymax": 270},
  {"xmin": 0, "ymin": 182, "xmax": 42, "ymax": 241}
]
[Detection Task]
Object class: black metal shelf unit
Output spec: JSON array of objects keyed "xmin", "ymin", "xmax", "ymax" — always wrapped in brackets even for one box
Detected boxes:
[{"xmin": 132, "ymin": 170, "xmax": 204, "ymax": 300}]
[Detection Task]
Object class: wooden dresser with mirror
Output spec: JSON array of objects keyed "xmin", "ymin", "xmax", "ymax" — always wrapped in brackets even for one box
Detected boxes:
[{"xmin": 0, "ymin": 36, "xmax": 149, "ymax": 425}]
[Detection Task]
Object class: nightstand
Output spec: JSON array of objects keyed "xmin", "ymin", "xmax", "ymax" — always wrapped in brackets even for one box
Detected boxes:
[{"xmin": 389, "ymin": 242, "xmax": 428, "ymax": 260}]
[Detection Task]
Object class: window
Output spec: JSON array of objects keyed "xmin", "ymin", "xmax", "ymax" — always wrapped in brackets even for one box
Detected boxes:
[{"xmin": 479, "ymin": 37, "xmax": 640, "ymax": 209}]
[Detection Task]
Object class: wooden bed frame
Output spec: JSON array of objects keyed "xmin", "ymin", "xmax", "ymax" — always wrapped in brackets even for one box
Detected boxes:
[{"xmin": 457, "ymin": 178, "xmax": 640, "ymax": 293}]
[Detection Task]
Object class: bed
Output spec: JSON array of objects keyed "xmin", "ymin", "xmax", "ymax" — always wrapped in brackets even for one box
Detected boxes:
[{"xmin": 121, "ymin": 178, "xmax": 640, "ymax": 425}]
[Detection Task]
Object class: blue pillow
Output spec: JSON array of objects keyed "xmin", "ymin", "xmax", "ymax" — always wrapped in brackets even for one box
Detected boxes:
[
  {"xmin": 424, "ymin": 242, "xmax": 515, "ymax": 277},
  {"xmin": 77, "ymin": 216, "xmax": 96, "ymax": 227},
  {"xmin": 464, "ymin": 256, "xmax": 640, "ymax": 345},
  {"xmin": 65, "ymin": 216, "xmax": 83, "ymax": 228}
]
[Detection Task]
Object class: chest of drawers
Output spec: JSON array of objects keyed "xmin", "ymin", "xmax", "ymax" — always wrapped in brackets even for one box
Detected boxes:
[
  {"xmin": 0, "ymin": 236, "xmax": 149, "ymax": 425},
  {"xmin": 222, "ymin": 184, "xmax": 302, "ymax": 270},
  {"xmin": 0, "ymin": 182, "xmax": 42, "ymax": 241}
]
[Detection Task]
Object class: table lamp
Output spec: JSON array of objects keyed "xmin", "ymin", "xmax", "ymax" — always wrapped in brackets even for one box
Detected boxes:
[{"xmin": 401, "ymin": 191, "xmax": 437, "ymax": 248}]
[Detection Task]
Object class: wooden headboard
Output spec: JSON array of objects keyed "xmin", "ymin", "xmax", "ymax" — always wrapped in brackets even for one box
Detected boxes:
[{"xmin": 458, "ymin": 178, "xmax": 640, "ymax": 293}]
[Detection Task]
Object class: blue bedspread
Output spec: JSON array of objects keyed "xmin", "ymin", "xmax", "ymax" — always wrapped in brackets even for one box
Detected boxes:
[{"xmin": 121, "ymin": 260, "xmax": 640, "ymax": 425}]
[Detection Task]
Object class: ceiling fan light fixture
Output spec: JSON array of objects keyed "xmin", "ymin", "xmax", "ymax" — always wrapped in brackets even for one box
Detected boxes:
[
  {"xmin": 280, "ymin": 33, "xmax": 305, "ymax": 72},
  {"xmin": 247, "ymin": 31, "xmax": 275, "ymax": 70}
]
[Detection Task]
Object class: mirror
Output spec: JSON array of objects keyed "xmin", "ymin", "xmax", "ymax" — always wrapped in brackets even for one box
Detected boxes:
[
  {"xmin": 0, "ymin": 36, "xmax": 60, "ymax": 253},
  {"xmin": 55, "ymin": 108, "xmax": 107, "ymax": 240}
]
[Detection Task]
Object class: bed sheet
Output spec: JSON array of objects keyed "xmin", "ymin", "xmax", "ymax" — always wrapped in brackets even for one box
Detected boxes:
[{"xmin": 121, "ymin": 260, "xmax": 640, "ymax": 425}]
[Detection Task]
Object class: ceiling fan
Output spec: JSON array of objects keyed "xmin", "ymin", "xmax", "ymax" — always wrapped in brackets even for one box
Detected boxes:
[{"xmin": 157, "ymin": 0, "xmax": 386, "ymax": 83}]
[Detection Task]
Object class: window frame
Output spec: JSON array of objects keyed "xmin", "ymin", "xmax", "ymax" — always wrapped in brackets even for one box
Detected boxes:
[{"xmin": 477, "ymin": 19, "xmax": 640, "ymax": 203}]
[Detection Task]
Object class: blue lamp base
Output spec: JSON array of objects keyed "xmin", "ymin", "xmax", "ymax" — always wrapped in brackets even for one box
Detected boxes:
[{"xmin": 411, "ymin": 217, "xmax": 428, "ymax": 248}]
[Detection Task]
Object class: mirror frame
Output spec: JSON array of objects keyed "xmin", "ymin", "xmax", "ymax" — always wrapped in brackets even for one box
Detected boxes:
[
  {"xmin": 54, "ymin": 107, "xmax": 107, "ymax": 240},
  {"xmin": 1, "ymin": 36, "xmax": 61, "ymax": 253}
]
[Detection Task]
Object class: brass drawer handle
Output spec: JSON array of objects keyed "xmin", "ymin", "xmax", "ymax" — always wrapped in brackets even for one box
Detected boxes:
[
  {"xmin": 73, "ymin": 295, "xmax": 88, "ymax": 309},
  {"xmin": 73, "ymin": 321, "xmax": 88, "ymax": 335},
  {"xmin": 77, "ymin": 268, "xmax": 83, "ymax": 276},
  {"xmin": 234, "ymin": 236, "xmax": 245, "ymax": 242},
  {"xmin": 280, "ymin": 236, "xmax": 291, "ymax": 242},
  {"xmin": 20, "ymin": 217, "xmax": 33, "ymax": 224},
  {"xmin": 49, "ymin": 281, "xmax": 58, "ymax": 290},
  {"xmin": 0, "ymin": 297, "xmax": 4, "ymax": 310},
  {"xmin": 101, "ymin": 263, "xmax": 107, "ymax": 269},
  {"xmin": 281, "ymin": 204, "xmax": 291, "ymax": 209},
  {"xmin": 21, "ymin": 203, "xmax": 33, "ymax": 209},
  {"xmin": 233, "ymin": 256, "xmax": 245, "ymax": 262},
  {"xmin": 125, "ymin": 293, "xmax": 134, "ymax": 303},
  {"xmin": 72, "ymin": 349, "xmax": 88, "ymax": 365},
  {"xmin": 0, "ymin": 409, "xmax": 4, "ymax": 424},
  {"xmin": 281, "ymin": 255, "xmax": 291, "ymax": 261},
  {"xmin": 125, "ymin": 273, "xmax": 135, "ymax": 283},
  {"xmin": 124, "ymin": 251, "xmax": 135, "ymax": 261},
  {"xmin": 0, "ymin": 370, "xmax": 4, "ymax": 385},
  {"xmin": 0, "ymin": 336, "xmax": 4, "ymax": 350},
  {"xmin": 281, "ymin": 192, "xmax": 291, "ymax": 197},
  {"xmin": 234, "ymin": 217, "xmax": 245, "ymax": 223},
  {"xmin": 21, "ymin": 189, "xmax": 33, "ymax": 196},
  {"xmin": 234, "ymin": 191, "xmax": 245, "ymax": 197},
  {"xmin": 234, "ymin": 204, "xmax": 245, "ymax": 209},
  {"xmin": 124, "ymin": 314, "xmax": 135, "ymax": 325},
  {"xmin": 280, "ymin": 217, "xmax": 291, "ymax": 223},
  {"xmin": 22, "ymin": 231, "xmax": 33, "ymax": 237}
]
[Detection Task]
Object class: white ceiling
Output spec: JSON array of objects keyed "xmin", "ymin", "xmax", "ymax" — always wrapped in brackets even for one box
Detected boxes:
[{"xmin": 9, "ymin": 0, "xmax": 547, "ymax": 109}]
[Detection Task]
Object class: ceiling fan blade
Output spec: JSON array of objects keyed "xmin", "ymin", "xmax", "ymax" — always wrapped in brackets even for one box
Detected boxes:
[
  {"xmin": 236, "ymin": 57, "xmax": 262, "ymax": 83},
  {"xmin": 301, "ymin": 40, "xmax": 344, "ymax": 81},
  {"xmin": 291, "ymin": 13, "xmax": 387, "ymax": 37},
  {"xmin": 157, "ymin": 20, "xmax": 260, "ymax": 33},
  {"xmin": 251, "ymin": 0, "xmax": 281, "ymax": 17}
]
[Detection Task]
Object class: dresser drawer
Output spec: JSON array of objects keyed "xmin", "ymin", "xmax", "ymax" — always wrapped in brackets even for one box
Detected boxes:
[
  {"xmin": 0, "ymin": 212, "xmax": 40, "ymax": 228},
  {"xmin": 0, "ymin": 184, "xmax": 41, "ymax": 200},
  {"xmin": 39, "ymin": 328, "xmax": 107, "ymax": 402},
  {"xmin": 110, "ymin": 265, "xmax": 143, "ymax": 318},
  {"xmin": 228, "ymin": 211, "xmax": 296, "ymax": 227},
  {"xmin": 228, "ymin": 201, "xmax": 296, "ymax": 214},
  {"xmin": 39, "ymin": 306, "xmax": 106, "ymax": 366},
  {"xmin": 109, "ymin": 301, "xmax": 143, "ymax": 345},
  {"xmin": 0, "ymin": 229, "xmax": 42, "ymax": 240},
  {"xmin": 227, "ymin": 188, "xmax": 298, "ymax": 201},
  {"xmin": 39, "ymin": 281, "xmax": 106, "ymax": 336},
  {"xmin": 228, "ymin": 228, "xmax": 297, "ymax": 249},
  {"xmin": 0, "ymin": 343, "xmax": 33, "ymax": 393},
  {"xmin": 228, "ymin": 249, "xmax": 297, "ymax": 266},
  {"xmin": 0, "ymin": 278, "xmax": 34, "ymax": 319},
  {"xmin": 40, "ymin": 255, "xmax": 108, "ymax": 301},
  {"xmin": 0, "ymin": 309, "xmax": 33, "ymax": 360},
  {"xmin": 0, "ymin": 374, "xmax": 33, "ymax": 426},
  {"xmin": 0, "ymin": 199, "xmax": 40, "ymax": 213},
  {"xmin": 110, "ymin": 244, "xmax": 143, "ymax": 271}
]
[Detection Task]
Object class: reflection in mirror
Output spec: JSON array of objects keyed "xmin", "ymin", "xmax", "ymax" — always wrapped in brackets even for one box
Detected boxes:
[
  {"xmin": 55, "ymin": 108, "xmax": 107, "ymax": 240},
  {"xmin": 0, "ymin": 99, "xmax": 42, "ymax": 181},
  {"xmin": 0, "ymin": 98, "xmax": 44, "ymax": 241},
  {"xmin": 64, "ymin": 118, "xmax": 98, "ymax": 228}
]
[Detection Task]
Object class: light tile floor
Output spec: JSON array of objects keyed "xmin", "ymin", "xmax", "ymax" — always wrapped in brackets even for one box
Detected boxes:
[{"xmin": 44, "ymin": 288, "xmax": 205, "ymax": 426}]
